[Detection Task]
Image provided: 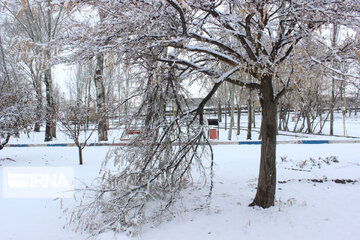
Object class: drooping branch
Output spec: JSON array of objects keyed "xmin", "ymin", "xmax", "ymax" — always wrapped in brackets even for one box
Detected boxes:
[
  {"xmin": 166, "ymin": 0, "xmax": 187, "ymax": 35},
  {"xmin": 159, "ymin": 58, "xmax": 260, "ymax": 90}
]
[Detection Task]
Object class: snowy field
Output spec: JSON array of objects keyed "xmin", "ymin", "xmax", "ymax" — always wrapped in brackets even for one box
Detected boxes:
[{"xmin": 1, "ymin": 113, "xmax": 360, "ymax": 240}]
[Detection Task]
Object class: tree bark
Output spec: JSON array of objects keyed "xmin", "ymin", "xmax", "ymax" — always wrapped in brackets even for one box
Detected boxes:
[
  {"xmin": 278, "ymin": 104, "xmax": 283, "ymax": 131},
  {"xmin": 330, "ymin": 23, "xmax": 338, "ymax": 136},
  {"xmin": 94, "ymin": 54, "xmax": 108, "ymax": 141},
  {"xmin": 247, "ymin": 92, "xmax": 252, "ymax": 140},
  {"xmin": 34, "ymin": 86, "xmax": 43, "ymax": 132},
  {"xmin": 44, "ymin": 3, "xmax": 57, "ymax": 142},
  {"xmin": 224, "ymin": 102, "xmax": 228, "ymax": 130},
  {"xmin": 78, "ymin": 147, "xmax": 83, "ymax": 165},
  {"xmin": 252, "ymin": 101, "xmax": 256, "ymax": 128},
  {"xmin": 228, "ymin": 86, "xmax": 235, "ymax": 140},
  {"xmin": 237, "ymin": 103, "xmax": 241, "ymax": 135},
  {"xmin": 44, "ymin": 68, "xmax": 56, "ymax": 142},
  {"xmin": 250, "ymin": 74, "xmax": 277, "ymax": 208},
  {"xmin": 258, "ymin": 113, "xmax": 263, "ymax": 140},
  {"xmin": 218, "ymin": 100, "xmax": 222, "ymax": 123},
  {"xmin": 306, "ymin": 110, "xmax": 312, "ymax": 133},
  {"xmin": 29, "ymin": 64, "xmax": 43, "ymax": 132},
  {"xmin": 330, "ymin": 78, "xmax": 335, "ymax": 136}
]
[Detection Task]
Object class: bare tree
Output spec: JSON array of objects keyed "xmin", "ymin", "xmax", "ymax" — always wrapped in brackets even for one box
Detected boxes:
[
  {"xmin": 0, "ymin": 33, "xmax": 35, "ymax": 149},
  {"xmin": 58, "ymin": 101, "xmax": 96, "ymax": 165},
  {"xmin": 0, "ymin": 0, "xmax": 69, "ymax": 141}
]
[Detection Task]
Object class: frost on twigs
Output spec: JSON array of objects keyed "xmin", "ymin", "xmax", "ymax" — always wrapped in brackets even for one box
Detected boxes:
[
  {"xmin": 66, "ymin": 62, "xmax": 214, "ymax": 235},
  {"xmin": 58, "ymin": 101, "xmax": 97, "ymax": 165},
  {"xmin": 0, "ymin": 75, "xmax": 35, "ymax": 149}
]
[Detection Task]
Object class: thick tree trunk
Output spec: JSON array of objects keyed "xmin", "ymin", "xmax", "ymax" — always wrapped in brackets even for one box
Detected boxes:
[
  {"xmin": 44, "ymin": 68, "xmax": 56, "ymax": 142},
  {"xmin": 94, "ymin": 54, "xmax": 108, "ymax": 141},
  {"xmin": 250, "ymin": 75, "xmax": 277, "ymax": 208},
  {"xmin": 43, "ymin": 2, "xmax": 57, "ymax": 142}
]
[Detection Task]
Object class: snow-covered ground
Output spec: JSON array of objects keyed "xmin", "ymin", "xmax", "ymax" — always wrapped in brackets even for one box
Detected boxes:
[{"xmin": 0, "ymin": 113, "xmax": 360, "ymax": 240}]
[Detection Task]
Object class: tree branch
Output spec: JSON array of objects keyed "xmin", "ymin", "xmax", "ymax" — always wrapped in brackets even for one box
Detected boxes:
[
  {"xmin": 166, "ymin": 0, "xmax": 187, "ymax": 35},
  {"xmin": 188, "ymin": 32, "xmax": 249, "ymax": 65},
  {"xmin": 0, "ymin": 134, "xmax": 11, "ymax": 150}
]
